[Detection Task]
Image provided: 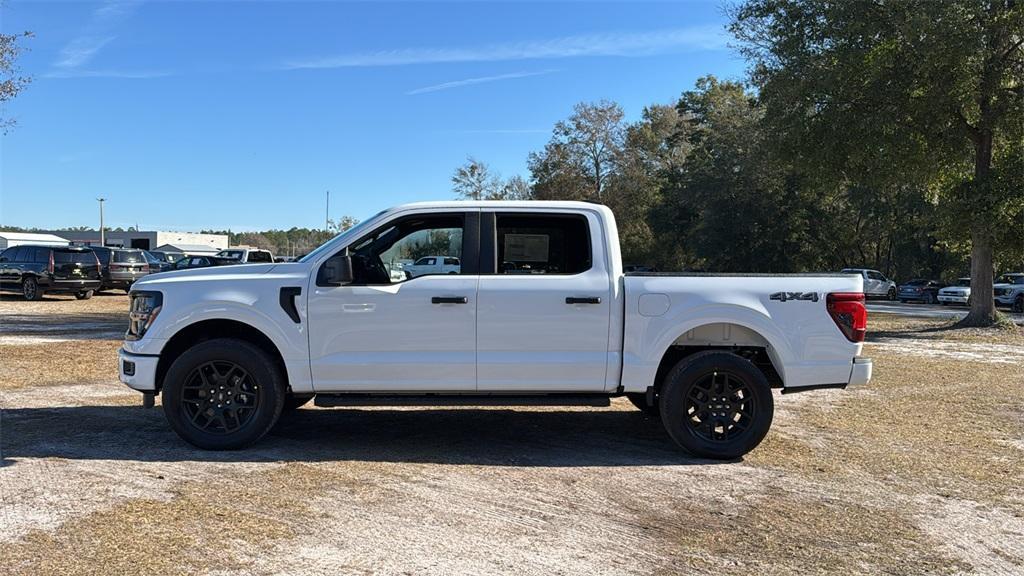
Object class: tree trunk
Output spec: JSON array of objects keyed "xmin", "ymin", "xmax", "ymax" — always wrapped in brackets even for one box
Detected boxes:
[
  {"xmin": 960, "ymin": 131, "xmax": 999, "ymax": 326},
  {"xmin": 962, "ymin": 227, "xmax": 998, "ymax": 325}
]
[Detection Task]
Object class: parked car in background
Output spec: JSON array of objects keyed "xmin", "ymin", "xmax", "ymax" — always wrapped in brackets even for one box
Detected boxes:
[
  {"xmin": 841, "ymin": 269, "xmax": 897, "ymax": 300},
  {"xmin": 215, "ymin": 248, "xmax": 275, "ymax": 263},
  {"xmin": 149, "ymin": 250, "xmax": 185, "ymax": 265},
  {"xmin": 143, "ymin": 251, "xmax": 174, "ymax": 273},
  {"xmin": 402, "ymin": 255, "xmax": 461, "ymax": 278},
  {"xmin": 90, "ymin": 247, "xmax": 151, "ymax": 292},
  {"xmin": 0, "ymin": 245, "xmax": 101, "ymax": 300},
  {"xmin": 937, "ymin": 278, "xmax": 971, "ymax": 306},
  {"xmin": 173, "ymin": 255, "xmax": 238, "ymax": 270},
  {"xmin": 994, "ymin": 273, "xmax": 1024, "ymax": 313},
  {"xmin": 898, "ymin": 279, "xmax": 946, "ymax": 304}
]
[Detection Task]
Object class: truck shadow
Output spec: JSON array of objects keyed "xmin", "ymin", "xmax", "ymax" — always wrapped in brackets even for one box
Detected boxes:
[{"xmin": 0, "ymin": 405, "xmax": 728, "ymax": 467}]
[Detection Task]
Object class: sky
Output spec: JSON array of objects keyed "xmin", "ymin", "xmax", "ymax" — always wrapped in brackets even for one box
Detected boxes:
[{"xmin": 0, "ymin": 0, "xmax": 746, "ymax": 232}]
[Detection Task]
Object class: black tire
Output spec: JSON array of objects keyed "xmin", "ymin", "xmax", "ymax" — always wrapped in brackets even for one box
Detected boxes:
[
  {"xmin": 887, "ymin": 287, "xmax": 897, "ymax": 301},
  {"xmin": 625, "ymin": 392, "xmax": 660, "ymax": 417},
  {"xmin": 941, "ymin": 301, "xmax": 948, "ymax": 306},
  {"xmin": 659, "ymin": 351, "xmax": 773, "ymax": 460},
  {"xmin": 1014, "ymin": 295, "xmax": 1024, "ymax": 314},
  {"xmin": 75, "ymin": 290, "xmax": 94, "ymax": 300},
  {"xmin": 899, "ymin": 299, "xmax": 907, "ymax": 304},
  {"xmin": 283, "ymin": 394, "xmax": 313, "ymax": 411},
  {"xmin": 22, "ymin": 277, "xmax": 43, "ymax": 301},
  {"xmin": 161, "ymin": 338, "xmax": 286, "ymax": 450},
  {"xmin": 923, "ymin": 292, "xmax": 935, "ymax": 305}
]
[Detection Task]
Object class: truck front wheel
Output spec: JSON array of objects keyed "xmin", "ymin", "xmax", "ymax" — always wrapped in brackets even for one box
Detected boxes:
[
  {"xmin": 659, "ymin": 351, "xmax": 773, "ymax": 460},
  {"xmin": 162, "ymin": 338, "xmax": 285, "ymax": 450}
]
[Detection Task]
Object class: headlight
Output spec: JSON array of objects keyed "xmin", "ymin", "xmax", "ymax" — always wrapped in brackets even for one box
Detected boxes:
[{"xmin": 127, "ymin": 291, "xmax": 163, "ymax": 341}]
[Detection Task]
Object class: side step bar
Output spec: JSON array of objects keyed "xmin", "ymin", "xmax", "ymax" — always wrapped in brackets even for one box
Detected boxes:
[{"xmin": 314, "ymin": 393, "xmax": 612, "ymax": 408}]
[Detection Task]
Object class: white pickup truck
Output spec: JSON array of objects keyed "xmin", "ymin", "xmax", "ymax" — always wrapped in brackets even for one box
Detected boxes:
[{"xmin": 119, "ymin": 201, "xmax": 871, "ymax": 459}]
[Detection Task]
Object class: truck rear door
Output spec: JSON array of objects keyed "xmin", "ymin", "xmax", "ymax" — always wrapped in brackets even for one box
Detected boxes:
[{"xmin": 476, "ymin": 210, "xmax": 612, "ymax": 392}]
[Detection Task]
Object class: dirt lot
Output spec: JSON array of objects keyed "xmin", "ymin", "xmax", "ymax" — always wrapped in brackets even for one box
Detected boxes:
[{"xmin": 1, "ymin": 293, "xmax": 1022, "ymax": 575}]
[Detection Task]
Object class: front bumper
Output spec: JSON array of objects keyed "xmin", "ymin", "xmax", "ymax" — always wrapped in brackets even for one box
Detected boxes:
[
  {"xmin": 847, "ymin": 357, "xmax": 872, "ymax": 387},
  {"xmin": 118, "ymin": 349, "xmax": 159, "ymax": 391},
  {"xmin": 938, "ymin": 294, "xmax": 969, "ymax": 304}
]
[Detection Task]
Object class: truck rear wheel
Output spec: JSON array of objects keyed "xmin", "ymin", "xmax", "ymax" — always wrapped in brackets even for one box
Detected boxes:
[
  {"xmin": 161, "ymin": 338, "xmax": 285, "ymax": 450},
  {"xmin": 659, "ymin": 351, "xmax": 773, "ymax": 460}
]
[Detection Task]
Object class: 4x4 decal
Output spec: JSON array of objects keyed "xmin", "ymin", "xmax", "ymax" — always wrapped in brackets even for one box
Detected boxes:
[{"xmin": 770, "ymin": 292, "xmax": 819, "ymax": 303}]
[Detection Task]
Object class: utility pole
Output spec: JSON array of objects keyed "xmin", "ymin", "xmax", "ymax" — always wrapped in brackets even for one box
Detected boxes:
[
  {"xmin": 325, "ymin": 190, "xmax": 330, "ymax": 233},
  {"xmin": 96, "ymin": 197, "xmax": 107, "ymax": 246}
]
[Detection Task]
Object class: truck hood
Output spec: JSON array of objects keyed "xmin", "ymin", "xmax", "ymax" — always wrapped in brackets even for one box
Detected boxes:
[{"xmin": 132, "ymin": 263, "xmax": 303, "ymax": 289}]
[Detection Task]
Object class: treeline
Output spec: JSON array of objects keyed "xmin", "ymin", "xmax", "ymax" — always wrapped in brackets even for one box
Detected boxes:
[
  {"xmin": 453, "ymin": 80, "xmax": 984, "ymax": 280},
  {"xmin": 451, "ymin": 0, "xmax": 1023, "ymax": 307}
]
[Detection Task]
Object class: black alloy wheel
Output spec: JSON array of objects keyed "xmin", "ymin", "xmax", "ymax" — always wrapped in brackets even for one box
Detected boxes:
[
  {"xmin": 179, "ymin": 361, "xmax": 261, "ymax": 435},
  {"xmin": 682, "ymin": 371, "xmax": 757, "ymax": 443},
  {"xmin": 659, "ymin": 351, "xmax": 773, "ymax": 460},
  {"xmin": 162, "ymin": 338, "xmax": 285, "ymax": 450}
]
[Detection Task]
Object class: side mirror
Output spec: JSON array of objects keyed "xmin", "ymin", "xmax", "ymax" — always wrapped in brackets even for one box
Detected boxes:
[{"xmin": 322, "ymin": 250, "xmax": 354, "ymax": 286}]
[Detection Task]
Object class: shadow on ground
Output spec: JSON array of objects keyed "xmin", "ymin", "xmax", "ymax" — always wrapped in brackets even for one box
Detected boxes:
[{"xmin": 0, "ymin": 405, "xmax": 718, "ymax": 468}]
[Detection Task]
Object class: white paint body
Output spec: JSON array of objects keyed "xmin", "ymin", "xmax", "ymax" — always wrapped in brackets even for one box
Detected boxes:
[{"xmin": 119, "ymin": 201, "xmax": 871, "ymax": 395}]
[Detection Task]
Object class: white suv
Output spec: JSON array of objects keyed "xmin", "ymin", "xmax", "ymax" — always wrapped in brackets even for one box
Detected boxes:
[{"xmin": 841, "ymin": 269, "xmax": 896, "ymax": 300}]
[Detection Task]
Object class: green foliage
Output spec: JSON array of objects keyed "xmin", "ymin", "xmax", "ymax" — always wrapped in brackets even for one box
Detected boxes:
[{"xmin": 730, "ymin": 0, "xmax": 1024, "ymax": 323}]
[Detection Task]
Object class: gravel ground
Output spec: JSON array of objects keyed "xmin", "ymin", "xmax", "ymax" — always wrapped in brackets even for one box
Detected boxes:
[{"xmin": 1, "ymin": 296, "xmax": 1022, "ymax": 575}]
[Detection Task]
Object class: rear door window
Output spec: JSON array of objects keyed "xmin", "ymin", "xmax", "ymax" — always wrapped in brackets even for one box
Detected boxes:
[
  {"xmin": 32, "ymin": 248, "xmax": 49, "ymax": 263},
  {"xmin": 53, "ymin": 251, "xmax": 97, "ymax": 264},
  {"xmin": 248, "ymin": 251, "xmax": 272, "ymax": 263},
  {"xmin": 495, "ymin": 213, "xmax": 592, "ymax": 275}
]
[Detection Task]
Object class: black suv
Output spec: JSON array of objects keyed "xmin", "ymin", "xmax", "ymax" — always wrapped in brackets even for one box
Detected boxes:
[{"xmin": 0, "ymin": 245, "xmax": 102, "ymax": 300}]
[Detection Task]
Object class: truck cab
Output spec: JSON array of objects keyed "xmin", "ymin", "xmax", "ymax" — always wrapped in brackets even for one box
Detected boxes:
[{"xmin": 119, "ymin": 201, "xmax": 871, "ymax": 459}]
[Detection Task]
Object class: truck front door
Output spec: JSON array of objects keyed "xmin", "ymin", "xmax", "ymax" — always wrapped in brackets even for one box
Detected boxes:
[{"xmin": 307, "ymin": 211, "xmax": 480, "ymax": 391}]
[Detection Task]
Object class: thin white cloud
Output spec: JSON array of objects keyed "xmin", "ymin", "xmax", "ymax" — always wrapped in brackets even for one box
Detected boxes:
[
  {"xmin": 283, "ymin": 25, "xmax": 728, "ymax": 69},
  {"xmin": 53, "ymin": 0, "xmax": 141, "ymax": 69},
  {"xmin": 44, "ymin": 69, "xmax": 171, "ymax": 79},
  {"xmin": 407, "ymin": 70, "xmax": 556, "ymax": 95}
]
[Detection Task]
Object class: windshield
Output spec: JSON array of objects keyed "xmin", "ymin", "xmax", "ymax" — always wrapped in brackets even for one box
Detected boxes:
[
  {"xmin": 996, "ymin": 274, "xmax": 1024, "ymax": 285},
  {"xmin": 143, "ymin": 251, "xmax": 161, "ymax": 264},
  {"xmin": 956, "ymin": 279, "xmax": 970, "ymax": 287},
  {"xmin": 298, "ymin": 211, "xmax": 386, "ymax": 263},
  {"xmin": 905, "ymin": 279, "xmax": 927, "ymax": 286}
]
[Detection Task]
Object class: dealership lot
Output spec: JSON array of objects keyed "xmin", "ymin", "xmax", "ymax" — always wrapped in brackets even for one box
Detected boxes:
[{"xmin": 1, "ymin": 295, "xmax": 1023, "ymax": 575}]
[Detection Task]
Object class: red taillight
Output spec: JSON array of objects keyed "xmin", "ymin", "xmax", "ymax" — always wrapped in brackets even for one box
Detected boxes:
[
  {"xmin": 142, "ymin": 264, "xmax": 150, "ymax": 273},
  {"xmin": 827, "ymin": 292, "xmax": 867, "ymax": 343},
  {"xmin": 48, "ymin": 251, "xmax": 54, "ymax": 274}
]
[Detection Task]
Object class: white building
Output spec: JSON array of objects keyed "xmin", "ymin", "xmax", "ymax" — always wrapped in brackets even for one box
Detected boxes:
[
  {"xmin": 0, "ymin": 232, "xmax": 70, "ymax": 250},
  {"xmin": 45, "ymin": 230, "xmax": 228, "ymax": 252}
]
